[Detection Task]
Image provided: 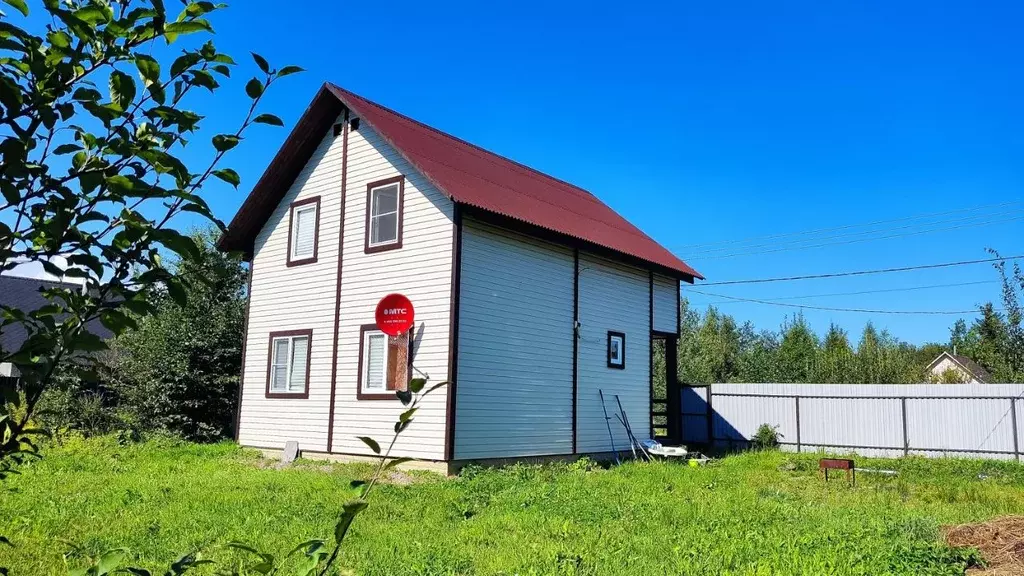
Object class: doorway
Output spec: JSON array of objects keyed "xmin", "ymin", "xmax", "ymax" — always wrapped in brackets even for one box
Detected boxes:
[{"xmin": 650, "ymin": 332, "xmax": 680, "ymax": 444}]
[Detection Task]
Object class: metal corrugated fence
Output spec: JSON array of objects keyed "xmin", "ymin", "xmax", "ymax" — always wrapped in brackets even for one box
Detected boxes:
[{"xmin": 681, "ymin": 383, "xmax": 1024, "ymax": 461}]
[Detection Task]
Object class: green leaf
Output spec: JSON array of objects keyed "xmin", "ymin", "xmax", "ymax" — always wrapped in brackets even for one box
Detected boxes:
[
  {"xmin": 53, "ymin": 144, "xmax": 82, "ymax": 155},
  {"xmin": 135, "ymin": 55, "xmax": 160, "ymax": 86},
  {"xmin": 383, "ymin": 457, "xmax": 414, "ymax": 471},
  {"xmin": 276, "ymin": 65, "xmax": 304, "ymax": 77},
  {"xmin": 109, "ymin": 71, "xmax": 136, "ymax": 111},
  {"xmin": 409, "ymin": 378, "xmax": 427, "ymax": 393},
  {"xmin": 2, "ymin": 0, "xmax": 28, "ymax": 17},
  {"xmin": 147, "ymin": 82, "xmax": 166, "ymax": 105},
  {"xmin": 170, "ymin": 52, "xmax": 201, "ymax": 77},
  {"xmin": 164, "ymin": 19, "xmax": 213, "ymax": 43},
  {"xmin": 399, "ymin": 407, "xmax": 417, "ymax": 423},
  {"xmin": 251, "ymin": 52, "xmax": 270, "ymax": 74},
  {"xmin": 253, "ymin": 114, "xmax": 283, "ymax": 127},
  {"xmin": 245, "ymin": 77, "xmax": 264, "ymax": 99},
  {"xmin": 356, "ymin": 436, "xmax": 380, "ymax": 454},
  {"xmin": 211, "ymin": 134, "xmax": 239, "ymax": 152},
  {"xmin": 334, "ymin": 500, "xmax": 368, "ymax": 543},
  {"xmin": 212, "ymin": 168, "xmax": 240, "ymax": 188},
  {"xmin": 212, "ymin": 64, "xmax": 231, "ymax": 77},
  {"xmin": 72, "ymin": 87, "xmax": 102, "ymax": 102},
  {"xmin": 74, "ymin": 331, "xmax": 109, "ymax": 352},
  {"xmin": 188, "ymin": 69, "xmax": 218, "ymax": 92},
  {"xmin": 96, "ymin": 548, "xmax": 126, "ymax": 575}
]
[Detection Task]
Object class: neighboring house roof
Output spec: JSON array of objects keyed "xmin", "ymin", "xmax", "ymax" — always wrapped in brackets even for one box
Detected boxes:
[
  {"xmin": 926, "ymin": 351, "xmax": 994, "ymax": 383},
  {"xmin": 219, "ymin": 83, "xmax": 703, "ymax": 281},
  {"xmin": 0, "ymin": 275, "xmax": 113, "ymax": 355}
]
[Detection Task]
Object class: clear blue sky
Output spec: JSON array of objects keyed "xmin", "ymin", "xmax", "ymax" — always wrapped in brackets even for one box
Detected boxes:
[{"xmin": 66, "ymin": 1, "xmax": 1024, "ymax": 344}]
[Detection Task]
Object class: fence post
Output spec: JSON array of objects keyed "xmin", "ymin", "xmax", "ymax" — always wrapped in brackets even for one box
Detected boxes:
[
  {"xmin": 705, "ymin": 386, "xmax": 714, "ymax": 448},
  {"xmin": 901, "ymin": 397, "xmax": 909, "ymax": 456},
  {"xmin": 795, "ymin": 396, "xmax": 801, "ymax": 453},
  {"xmin": 1011, "ymin": 398, "xmax": 1020, "ymax": 462}
]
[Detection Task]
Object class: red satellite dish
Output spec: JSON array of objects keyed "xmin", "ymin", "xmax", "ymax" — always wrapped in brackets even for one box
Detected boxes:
[{"xmin": 375, "ymin": 293, "xmax": 415, "ymax": 336}]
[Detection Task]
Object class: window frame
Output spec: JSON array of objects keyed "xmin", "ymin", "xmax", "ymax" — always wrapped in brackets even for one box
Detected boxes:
[
  {"xmin": 287, "ymin": 196, "xmax": 321, "ymax": 267},
  {"xmin": 265, "ymin": 329, "xmax": 313, "ymax": 398},
  {"xmin": 363, "ymin": 176, "xmax": 405, "ymax": 254},
  {"xmin": 356, "ymin": 323, "xmax": 412, "ymax": 400},
  {"xmin": 607, "ymin": 331, "xmax": 626, "ymax": 369}
]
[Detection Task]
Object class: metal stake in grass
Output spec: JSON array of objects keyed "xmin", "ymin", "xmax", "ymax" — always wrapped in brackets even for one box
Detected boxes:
[{"xmin": 599, "ymin": 389, "xmax": 620, "ymax": 464}]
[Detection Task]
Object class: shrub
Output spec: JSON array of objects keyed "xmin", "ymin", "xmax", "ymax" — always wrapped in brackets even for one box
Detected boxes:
[{"xmin": 751, "ymin": 423, "xmax": 783, "ymax": 450}]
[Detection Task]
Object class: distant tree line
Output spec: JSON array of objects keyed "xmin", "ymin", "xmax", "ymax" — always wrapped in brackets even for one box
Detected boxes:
[{"xmin": 663, "ymin": 254, "xmax": 1024, "ymax": 385}]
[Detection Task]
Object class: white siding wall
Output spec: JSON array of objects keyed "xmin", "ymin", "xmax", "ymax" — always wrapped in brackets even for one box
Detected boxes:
[
  {"xmin": 239, "ymin": 115, "xmax": 454, "ymax": 460},
  {"xmin": 330, "ymin": 120, "xmax": 454, "ymax": 461},
  {"xmin": 453, "ymin": 221, "xmax": 575, "ymax": 459},
  {"xmin": 240, "ymin": 115, "xmax": 346, "ymax": 451},
  {"xmin": 652, "ymin": 274, "xmax": 678, "ymax": 334},
  {"xmin": 575, "ymin": 253, "xmax": 651, "ymax": 453}
]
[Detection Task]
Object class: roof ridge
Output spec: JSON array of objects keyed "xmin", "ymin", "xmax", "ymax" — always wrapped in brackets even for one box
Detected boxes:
[{"xmin": 327, "ymin": 83, "xmax": 601, "ymax": 203}]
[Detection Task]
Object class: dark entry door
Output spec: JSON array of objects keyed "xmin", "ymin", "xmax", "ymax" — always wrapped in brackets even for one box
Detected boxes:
[{"xmin": 650, "ymin": 334, "xmax": 681, "ymax": 444}]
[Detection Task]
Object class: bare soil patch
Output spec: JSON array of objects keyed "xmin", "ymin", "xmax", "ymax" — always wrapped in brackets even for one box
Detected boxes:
[{"xmin": 945, "ymin": 517, "xmax": 1024, "ymax": 575}]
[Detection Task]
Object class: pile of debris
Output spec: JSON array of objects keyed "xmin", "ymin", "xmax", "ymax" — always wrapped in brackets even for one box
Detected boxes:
[{"xmin": 944, "ymin": 516, "xmax": 1024, "ymax": 575}]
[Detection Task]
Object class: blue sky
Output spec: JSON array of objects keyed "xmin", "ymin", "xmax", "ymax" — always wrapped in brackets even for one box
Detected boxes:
[{"xmin": 16, "ymin": 0, "xmax": 1024, "ymax": 344}]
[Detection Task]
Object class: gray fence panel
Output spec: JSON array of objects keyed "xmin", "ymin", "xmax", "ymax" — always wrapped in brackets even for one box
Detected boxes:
[
  {"xmin": 682, "ymin": 415, "xmax": 708, "ymax": 443},
  {"xmin": 684, "ymin": 383, "xmax": 1024, "ymax": 461},
  {"xmin": 800, "ymin": 397, "xmax": 903, "ymax": 453}
]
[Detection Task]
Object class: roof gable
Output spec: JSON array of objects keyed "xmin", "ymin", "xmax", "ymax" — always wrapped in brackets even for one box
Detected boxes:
[
  {"xmin": 221, "ymin": 83, "xmax": 701, "ymax": 280},
  {"xmin": 926, "ymin": 351, "xmax": 994, "ymax": 383}
]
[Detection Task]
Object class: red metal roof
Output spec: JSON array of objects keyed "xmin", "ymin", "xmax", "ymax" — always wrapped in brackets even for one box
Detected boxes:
[{"xmin": 221, "ymin": 83, "xmax": 702, "ymax": 280}]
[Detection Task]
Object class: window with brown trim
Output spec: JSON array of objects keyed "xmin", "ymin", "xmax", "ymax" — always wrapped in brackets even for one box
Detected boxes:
[
  {"xmin": 266, "ymin": 329, "xmax": 312, "ymax": 398},
  {"xmin": 287, "ymin": 196, "xmax": 320, "ymax": 266},
  {"xmin": 356, "ymin": 323, "xmax": 411, "ymax": 399},
  {"xmin": 364, "ymin": 176, "xmax": 404, "ymax": 253}
]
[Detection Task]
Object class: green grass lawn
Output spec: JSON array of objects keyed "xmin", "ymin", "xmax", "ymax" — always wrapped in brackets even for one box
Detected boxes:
[{"xmin": 2, "ymin": 437, "xmax": 1024, "ymax": 575}]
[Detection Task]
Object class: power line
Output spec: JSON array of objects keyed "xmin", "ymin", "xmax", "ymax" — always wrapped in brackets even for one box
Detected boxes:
[
  {"xmin": 687, "ymin": 280, "xmax": 999, "ymax": 302},
  {"xmin": 676, "ymin": 200, "xmax": 1024, "ymax": 251},
  {"xmin": 686, "ymin": 288, "xmax": 996, "ymax": 316},
  {"xmin": 700, "ymin": 255, "xmax": 1024, "ymax": 287},
  {"xmin": 686, "ymin": 213, "xmax": 1024, "ymax": 261}
]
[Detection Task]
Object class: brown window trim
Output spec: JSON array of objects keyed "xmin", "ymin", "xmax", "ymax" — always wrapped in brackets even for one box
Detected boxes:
[
  {"xmin": 355, "ymin": 323, "xmax": 413, "ymax": 400},
  {"xmin": 265, "ymin": 329, "xmax": 313, "ymax": 399},
  {"xmin": 287, "ymin": 196, "xmax": 321, "ymax": 267},
  {"xmin": 607, "ymin": 331, "xmax": 626, "ymax": 370},
  {"xmin": 363, "ymin": 175, "xmax": 404, "ymax": 254}
]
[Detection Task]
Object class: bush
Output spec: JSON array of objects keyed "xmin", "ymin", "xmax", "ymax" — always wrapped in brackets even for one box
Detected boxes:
[{"xmin": 751, "ymin": 423, "xmax": 783, "ymax": 450}]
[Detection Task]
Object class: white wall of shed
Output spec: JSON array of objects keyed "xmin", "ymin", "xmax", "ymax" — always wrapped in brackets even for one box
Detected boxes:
[
  {"xmin": 453, "ymin": 220, "xmax": 575, "ymax": 459},
  {"xmin": 575, "ymin": 253, "xmax": 651, "ymax": 453},
  {"xmin": 239, "ymin": 113, "xmax": 454, "ymax": 459},
  {"xmin": 329, "ymin": 119, "xmax": 454, "ymax": 461},
  {"xmin": 652, "ymin": 274, "xmax": 679, "ymax": 333}
]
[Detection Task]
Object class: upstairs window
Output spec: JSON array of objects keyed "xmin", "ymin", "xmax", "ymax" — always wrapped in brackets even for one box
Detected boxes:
[
  {"xmin": 357, "ymin": 324, "xmax": 410, "ymax": 399},
  {"xmin": 267, "ymin": 330, "xmax": 312, "ymax": 397},
  {"xmin": 288, "ymin": 197, "xmax": 320, "ymax": 266},
  {"xmin": 365, "ymin": 176, "xmax": 404, "ymax": 253}
]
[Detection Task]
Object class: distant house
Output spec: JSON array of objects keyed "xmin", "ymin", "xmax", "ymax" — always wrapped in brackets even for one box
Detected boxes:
[
  {"xmin": 926, "ymin": 351, "xmax": 993, "ymax": 384},
  {"xmin": 218, "ymin": 83, "xmax": 702, "ymax": 468},
  {"xmin": 0, "ymin": 275, "xmax": 112, "ymax": 377}
]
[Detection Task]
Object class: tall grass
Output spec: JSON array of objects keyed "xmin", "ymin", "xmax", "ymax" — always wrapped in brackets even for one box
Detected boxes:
[{"xmin": 2, "ymin": 436, "xmax": 1023, "ymax": 575}]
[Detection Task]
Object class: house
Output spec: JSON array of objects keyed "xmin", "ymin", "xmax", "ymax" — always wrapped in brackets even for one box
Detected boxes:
[
  {"xmin": 218, "ymin": 83, "xmax": 702, "ymax": 468},
  {"xmin": 0, "ymin": 274, "xmax": 111, "ymax": 377},
  {"xmin": 926, "ymin": 351, "xmax": 993, "ymax": 384}
]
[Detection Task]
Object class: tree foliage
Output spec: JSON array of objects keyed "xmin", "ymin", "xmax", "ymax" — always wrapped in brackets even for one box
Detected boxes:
[
  {"xmin": 40, "ymin": 229, "xmax": 247, "ymax": 441},
  {"xmin": 674, "ymin": 302, "xmax": 931, "ymax": 384},
  {"xmin": 0, "ymin": 0, "xmax": 299, "ymax": 477}
]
